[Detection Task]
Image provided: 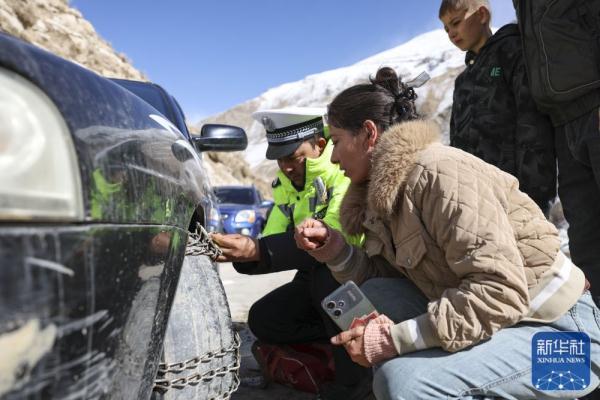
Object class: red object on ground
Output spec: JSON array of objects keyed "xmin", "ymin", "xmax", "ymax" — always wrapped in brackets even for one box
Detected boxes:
[{"xmin": 252, "ymin": 341, "xmax": 335, "ymax": 394}]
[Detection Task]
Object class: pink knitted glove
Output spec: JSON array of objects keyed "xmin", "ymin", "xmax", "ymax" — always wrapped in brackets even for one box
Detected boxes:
[
  {"xmin": 306, "ymin": 224, "xmax": 347, "ymax": 264},
  {"xmin": 363, "ymin": 314, "xmax": 398, "ymax": 365}
]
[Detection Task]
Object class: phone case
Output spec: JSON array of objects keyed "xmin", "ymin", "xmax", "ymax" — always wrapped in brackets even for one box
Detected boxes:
[{"xmin": 321, "ymin": 280, "xmax": 378, "ymax": 331}]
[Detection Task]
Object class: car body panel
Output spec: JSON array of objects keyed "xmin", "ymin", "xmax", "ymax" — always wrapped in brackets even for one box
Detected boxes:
[
  {"xmin": 0, "ymin": 32, "xmax": 210, "ymax": 228},
  {"xmin": 109, "ymin": 78, "xmax": 191, "ymax": 140},
  {"xmin": 108, "ymin": 78, "xmax": 223, "ymax": 233},
  {"xmin": 0, "ymin": 33, "xmax": 241, "ymax": 399},
  {"xmin": 0, "ymin": 224, "xmax": 185, "ymax": 399}
]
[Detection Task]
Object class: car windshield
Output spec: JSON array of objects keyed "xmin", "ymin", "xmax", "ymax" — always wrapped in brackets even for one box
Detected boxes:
[
  {"xmin": 215, "ymin": 188, "xmax": 255, "ymax": 205},
  {"xmin": 115, "ymin": 80, "xmax": 169, "ymax": 115}
]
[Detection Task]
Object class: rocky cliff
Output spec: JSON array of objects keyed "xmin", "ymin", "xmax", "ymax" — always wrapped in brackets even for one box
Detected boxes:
[
  {"xmin": 0, "ymin": 0, "xmax": 265, "ymax": 191},
  {"xmin": 0, "ymin": 0, "xmax": 144, "ymax": 80}
]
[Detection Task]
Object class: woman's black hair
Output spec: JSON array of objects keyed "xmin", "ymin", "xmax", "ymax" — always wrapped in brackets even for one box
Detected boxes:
[{"xmin": 327, "ymin": 67, "xmax": 419, "ymax": 134}]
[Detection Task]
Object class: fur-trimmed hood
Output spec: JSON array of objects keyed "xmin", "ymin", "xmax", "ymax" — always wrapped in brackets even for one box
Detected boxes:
[{"xmin": 341, "ymin": 120, "xmax": 441, "ymax": 235}]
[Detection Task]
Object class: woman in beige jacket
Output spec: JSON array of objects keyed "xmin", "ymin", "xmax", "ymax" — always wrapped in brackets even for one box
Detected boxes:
[{"xmin": 295, "ymin": 67, "xmax": 600, "ymax": 399}]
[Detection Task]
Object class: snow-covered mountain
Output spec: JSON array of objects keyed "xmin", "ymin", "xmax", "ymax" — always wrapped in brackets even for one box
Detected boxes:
[{"xmin": 201, "ymin": 29, "xmax": 466, "ymax": 176}]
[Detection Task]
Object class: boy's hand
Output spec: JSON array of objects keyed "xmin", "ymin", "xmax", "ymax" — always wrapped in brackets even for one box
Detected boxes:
[
  {"xmin": 294, "ymin": 218, "xmax": 329, "ymax": 251},
  {"xmin": 210, "ymin": 233, "xmax": 260, "ymax": 263}
]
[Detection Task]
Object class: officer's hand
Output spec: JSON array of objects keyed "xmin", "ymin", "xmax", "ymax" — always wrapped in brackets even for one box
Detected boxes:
[
  {"xmin": 294, "ymin": 218, "xmax": 329, "ymax": 251},
  {"xmin": 210, "ymin": 233, "xmax": 260, "ymax": 263}
]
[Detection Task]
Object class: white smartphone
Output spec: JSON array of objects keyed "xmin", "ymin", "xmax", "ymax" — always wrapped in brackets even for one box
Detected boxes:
[{"xmin": 321, "ymin": 281, "xmax": 378, "ymax": 331}]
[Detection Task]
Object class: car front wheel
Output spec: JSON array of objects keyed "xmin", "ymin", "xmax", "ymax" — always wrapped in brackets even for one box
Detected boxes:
[{"xmin": 152, "ymin": 254, "xmax": 239, "ymax": 399}]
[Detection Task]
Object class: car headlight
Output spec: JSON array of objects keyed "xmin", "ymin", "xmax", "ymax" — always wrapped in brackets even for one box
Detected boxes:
[
  {"xmin": 234, "ymin": 209, "xmax": 256, "ymax": 223},
  {"xmin": 204, "ymin": 205, "xmax": 221, "ymax": 233},
  {"xmin": 208, "ymin": 206, "xmax": 220, "ymax": 223},
  {"xmin": 0, "ymin": 67, "xmax": 83, "ymax": 220}
]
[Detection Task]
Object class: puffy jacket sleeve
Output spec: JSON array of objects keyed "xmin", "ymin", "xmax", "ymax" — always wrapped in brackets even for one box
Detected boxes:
[
  {"xmin": 502, "ymin": 37, "xmax": 556, "ymax": 213},
  {"xmin": 328, "ymin": 245, "xmax": 401, "ymax": 284},
  {"xmin": 308, "ymin": 228, "xmax": 404, "ymax": 285},
  {"xmin": 389, "ymin": 161, "xmax": 531, "ymax": 355},
  {"xmin": 448, "ymin": 66, "xmax": 471, "ymax": 149}
]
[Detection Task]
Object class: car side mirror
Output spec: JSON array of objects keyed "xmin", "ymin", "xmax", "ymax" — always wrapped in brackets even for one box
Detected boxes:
[{"xmin": 192, "ymin": 124, "xmax": 248, "ymax": 152}]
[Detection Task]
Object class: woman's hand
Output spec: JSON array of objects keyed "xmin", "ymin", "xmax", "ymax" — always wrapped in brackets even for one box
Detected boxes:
[
  {"xmin": 331, "ymin": 326, "xmax": 371, "ymax": 367},
  {"xmin": 294, "ymin": 218, "xmax": 329, "ymax": 251}
]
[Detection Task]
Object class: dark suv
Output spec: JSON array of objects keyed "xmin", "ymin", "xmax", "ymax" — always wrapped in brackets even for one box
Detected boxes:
[
  {"xmin": 110, "ymin": 78, "xmax": 224, "ymax": 233},
  {"xmin": 0, "ymin": 32, "xmax": 245, "ymax": 399}
]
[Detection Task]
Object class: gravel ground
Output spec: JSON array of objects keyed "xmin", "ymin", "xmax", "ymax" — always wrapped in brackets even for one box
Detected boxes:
[
  {"xmin": 231, "ymin": 322, "xmax": 314, "ymax": 400},
  {"xmin": 219, "ymin": 263, "xmax": 315, "ymax": 400}
]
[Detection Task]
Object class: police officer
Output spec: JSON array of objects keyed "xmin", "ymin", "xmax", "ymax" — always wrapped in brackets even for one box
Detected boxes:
[{"xmin": 211, "ymin": 107, "xmax": 371, "ymax": 399}]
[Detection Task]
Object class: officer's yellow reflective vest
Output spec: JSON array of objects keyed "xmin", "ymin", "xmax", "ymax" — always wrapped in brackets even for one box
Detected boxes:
[{"xmin": 262, "ymin": 140, "xmax": 362, "ymax": 246}]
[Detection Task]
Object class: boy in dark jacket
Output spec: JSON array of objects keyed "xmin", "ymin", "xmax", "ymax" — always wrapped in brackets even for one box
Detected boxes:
[
  {"xmin": 439, "ymin": 0, "xmax": 556, "ymax": 215},
  {"xmin": 512, "ymin": 0, "xmax": 600, "ymax": 307}
]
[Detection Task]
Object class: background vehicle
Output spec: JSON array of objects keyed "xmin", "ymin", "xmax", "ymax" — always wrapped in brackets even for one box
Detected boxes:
[
  {"xmin": 0, "ymin": 32, "xmax": 245, "ymax": 399},
  {"xmin": 214, "ymin": 185, "xmax": 274, "ymax": 238}
]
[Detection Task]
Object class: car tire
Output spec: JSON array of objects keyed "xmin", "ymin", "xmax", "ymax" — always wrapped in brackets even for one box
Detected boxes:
[{"xmin": 152, "ymin": 254, "xmax": 238, "ymax": 399}]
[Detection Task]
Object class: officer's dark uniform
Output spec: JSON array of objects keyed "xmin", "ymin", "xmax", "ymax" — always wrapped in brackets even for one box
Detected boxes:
[{"xmin": 233, "ymin": 109, "xmax": 370, "ymax": 398}]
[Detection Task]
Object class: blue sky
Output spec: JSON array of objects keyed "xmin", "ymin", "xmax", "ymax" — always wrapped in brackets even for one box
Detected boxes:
[{"xmin": 71, "ymin": 1, "xmax": 515, "ymax": 122}]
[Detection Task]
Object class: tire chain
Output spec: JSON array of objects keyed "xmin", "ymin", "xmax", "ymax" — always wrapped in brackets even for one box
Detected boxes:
[
  {"xmin": 153, "ymin": 224, "xmax": 238, "ymax": 398},
  {"xmin": 153, "ymin": 332, "xmax": 241, "ymax": 398},
  {"xmin": 185, "ymin": 223, "xmax": 223, "ymax": 260}
]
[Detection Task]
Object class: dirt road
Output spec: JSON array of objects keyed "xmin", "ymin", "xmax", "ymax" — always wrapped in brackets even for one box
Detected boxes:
[{"xmin": 219, "ymin": 263, "xmax": 314, "ymax": 400}]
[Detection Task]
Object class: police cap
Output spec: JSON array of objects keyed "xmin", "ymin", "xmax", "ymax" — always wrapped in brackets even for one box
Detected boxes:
[{"xmin": 252, "ymin": 107, "xmax": 326, "ymax": 160}]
